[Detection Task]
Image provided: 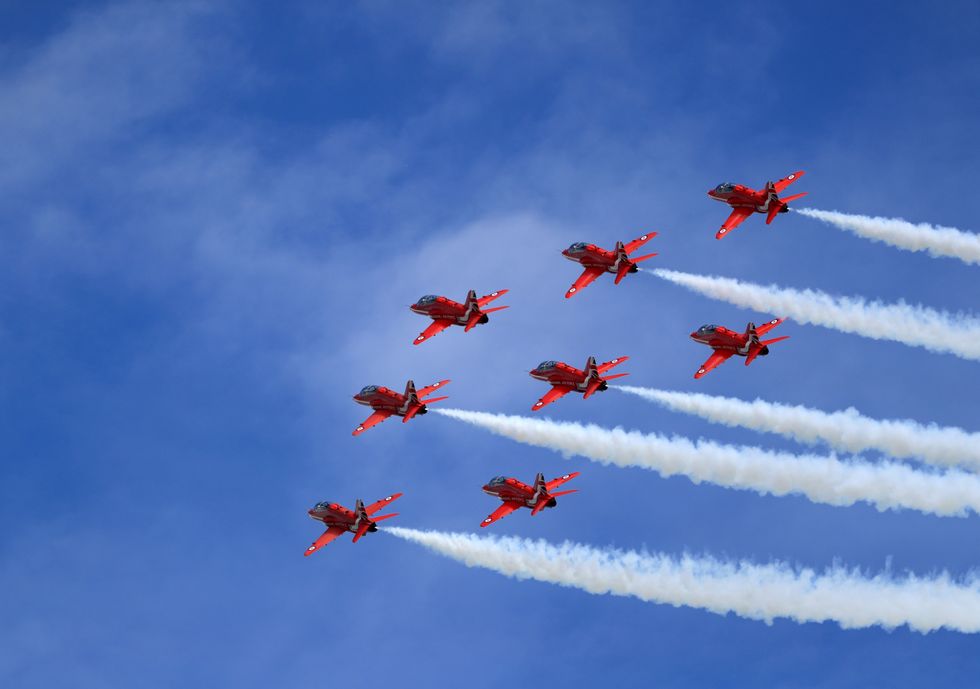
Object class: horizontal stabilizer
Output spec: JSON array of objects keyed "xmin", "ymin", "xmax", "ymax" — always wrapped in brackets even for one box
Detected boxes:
[
  {"xmin": 482, "ymin": 305, "xmax": 509, "ymax": 314},
  {"xmin": 761, "ymin": 335, "xmax": 790, "ymax": 346},
  {"xmin": 420, "ymin": 395, "xmax": 449, "ymax": 405},
  {"xmin": 630, "ymin": 252, "xmax": 658, "ymax": 263},
  {"xmin": 549, "ymin": 489, "xmax": 578, "ymax": 498},
  {"xmin": 781, "ymin": 192, "xmax": 808, "ymax": 204},
  {"xmin": 371, "ymin": 513, "xmax": 399, "ymax": 522},
  {"xmin": 603, "ymin": 372, "xmax": 629, "ymax": 381}
]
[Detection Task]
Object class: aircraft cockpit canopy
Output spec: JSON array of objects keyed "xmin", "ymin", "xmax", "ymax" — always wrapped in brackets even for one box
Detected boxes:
[
  {"xmin": 313, "ymin": 501, "xmax": 332, "ymax": 510},
  {"xmin": 359, "ymin": 385, "xmax": 378, "ymax": 395},
  {"xmin": 567, "ymin": 242, "xmax": 588, "ymax": 253},
  {"xmin": 714, "ymin": 183, "xmax": 735, "ymax": 193},
  {"xmin": 417, "ymin": 295, "xmax": 438, "ymax": 305},
  {"xmin": 697, "ymin": 325, "xmax": 718, "ymax": 334},
  {"xmin": 536, "ymin": 360, "xmax": 557, "ymax": 370},
  {"xmin": 488, "ymin": 476, "xmax": 508, "ymax": 486}
]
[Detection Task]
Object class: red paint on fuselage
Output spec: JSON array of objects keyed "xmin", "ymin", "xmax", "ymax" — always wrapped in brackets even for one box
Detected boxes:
[
  {"xmin": 561, "ymin": 243, "xmax": 621, "ymax": 271},
  {"xmin": 529, "ymin": 360, "xmax": 594, "ymax": 391},
  {"xmin": 308, "ymin": 502, "xmax": 361, "ymax": 532},
  {"xmin": 689, "ymin": 324, "xmax": 754, "ymax": 355},
  {"xmin": 353, "ymin": 385, "xmax": 415, "ymax": 416},
  {"xmin": 482, "ymin": 476, "xmax": 536, "ymax": 504},
  {"xmin": 707, "ymin": 183, "xmax": 773, "ymax": 211}
]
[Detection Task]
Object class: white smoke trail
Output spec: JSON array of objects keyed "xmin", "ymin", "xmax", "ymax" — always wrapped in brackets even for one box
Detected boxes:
[
  {"xmin": 650, "ymin": 268, "xmax": 980, "ymax": 361},
  {"xmin": 618, "ymin": 386, "xmax": 980, "ymax": 473},
  {"xmin": 388, "ymin": 527, "xmax": 980, "ymax": 633},
  {"xmin": 434, "ymin": 408, "xmax": 980, "ymax": 517},
  {"xmin": 797, "ymin": 208, "xmax": 980, "ymax": 266}
]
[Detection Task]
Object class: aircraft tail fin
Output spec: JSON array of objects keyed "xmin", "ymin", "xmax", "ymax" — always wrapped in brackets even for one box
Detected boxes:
[
  {"xmin": 532, "ymin": 472, "xmax": 547, "ymax": 503},
  {"xmin": 404, "ymin": 379, "xmax": 419, "ymax": 403},
  {"xmin": 613, "ymin": 241, "xmax": 633, "ymax": 284},
  {"xmin": 462, "ymin": 289, "xmax": 479, "ymax": 319},
  {"xmin": 351, "ymin": 498, "xmax": 371, "ymax": 542},
  {"xmin": 585, "ymin": 355, "xmax": 599, "ymax": 380}
]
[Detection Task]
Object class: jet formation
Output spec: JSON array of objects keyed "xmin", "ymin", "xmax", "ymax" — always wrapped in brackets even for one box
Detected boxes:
[{"xmin": 309, "ymin": 170, "xmax": 805, "ymax": 553}]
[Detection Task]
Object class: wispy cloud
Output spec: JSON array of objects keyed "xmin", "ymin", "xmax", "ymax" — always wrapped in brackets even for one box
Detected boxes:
[
  {"xmin": 434, "ymin": 408, "xmax": 980, "ymax": 517},
  {"xmin": 797, "ymin": 208, "xmax": 980, "ymax": 266},
  {"xmin": 389, "ymin": 527, "xmax": 980, "ymax": 633},
  {"xmin": 651, "ymin": 268, "xmax": 980, "ymax": 361},
  {"xmin": 619, "ymin": 386, "xmax": 980, "ymax": 472}
]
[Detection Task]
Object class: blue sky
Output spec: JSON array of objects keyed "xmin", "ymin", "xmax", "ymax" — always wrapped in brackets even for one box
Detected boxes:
[{"xmin": 2, "ymin": 1, "xmax": 979, "ymax": 686}]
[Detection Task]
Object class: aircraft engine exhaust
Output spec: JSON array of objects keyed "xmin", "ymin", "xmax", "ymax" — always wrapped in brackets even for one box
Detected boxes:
[
  {"xmin": 433, "ymin": 408, "xmax": 980, "ymax": 517},
  {"xmin": 618, "ymin": 386, "xmax": 980, "ymax": 473},
  {"xmin": 797, "ymin": 208, "xmax": 980, "ymax": 266},
  {"xmin": 388, "ymin": 527, "xmax": 980, "ymax": 634}
]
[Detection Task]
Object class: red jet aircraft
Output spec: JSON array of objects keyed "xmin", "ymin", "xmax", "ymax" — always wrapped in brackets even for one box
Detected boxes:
[
  {"xmin": 352, "ymin": 379, "xmax": 449, "ymax": 435},
  {"xmin": 690, "ymin": 319, "xmax": 789, "ymax": 379},
  {"xmin": 529, "ymin": 356, "xmax": 628, "ymax": 411},
  {"xmin": 480, "ymin": 472, "xmax": 580, "ymax": 527},
  {"xmin": 304, "ymin": 493, "xmax": 402, "ymax": 556},
  {"xmin": 708, "ymin": 171, "xmax": 808, "ymax": 239},
  {"xmin": 561, "ymin": 233, "xmax": 657, "ymax": 298},
  {"xmin": 410, "ymin": 289, "xmax": 509, "ymax": 345}
]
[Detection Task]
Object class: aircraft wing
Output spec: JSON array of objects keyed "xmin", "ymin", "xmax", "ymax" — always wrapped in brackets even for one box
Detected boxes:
[
  {"xmin": 532, "ymin": 385, "xmax": 573, "ymax": 411},
  {"xmin": 623, "ymin": 232, "xmax": 657, "ymax": 254},
  {"xmin": 364, "ymin": 492, "xmax": 403, "ymax": 516},
  {"xmin": 417, "ymin": 379, "xmax": 450, "ymax": 398},
  {"xmin": 755, "ymin": 317, "xmax": 785, "ymax": 336},
  {"xmin": 304, "ymin": 526, "xmax": 346, "ymax": 556},
  {"xmin": 694, "ymin": 349, "xmax": 736, "ymax": 379},
  {"xmin": 413, "ymin": 319, "xmax": 453, "ymax": 345},
  {"xmin": 477, "ymin": 289, "xmax": 508, "ymax": 307},
  {"xmin": 716, "ymin": 207, "xmax": 754, "ymax": 239},
  {"xmin": 546, "ymin": 471, "xmax": 580, "ymax": 491},
  {"xmin": 597, "ymin": 356, "xmax": 629, "ymax": 373},
  {"xmin": 353, "ymin": 409, "xmax": 393, "ymax": 436},
  {"xmin": 480, "ymin": 501, "xmax": 523, "ymax": 528},
  {"xmin": 773, "ymin": 170, "xmax": 805, "ymax": 194},
  {"xmin": 565, "ymin": 267, "xmax": 605, "ymax": 298}
]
